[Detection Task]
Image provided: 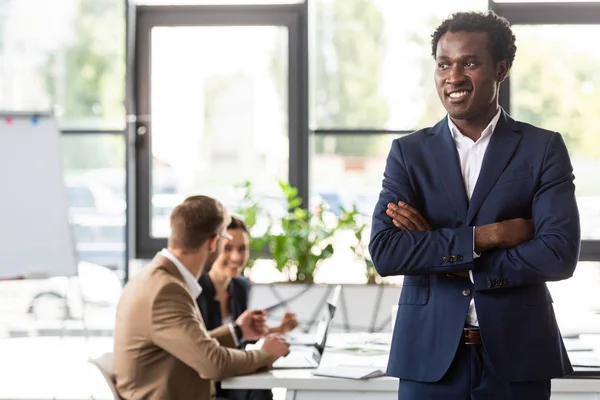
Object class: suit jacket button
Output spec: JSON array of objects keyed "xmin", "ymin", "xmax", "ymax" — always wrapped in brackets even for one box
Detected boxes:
[
  {"xmin": 462, "ymin": 289, "xmax": 471, "ymax": 296},
  {"xmin": 487, "ymin": 280, "xmax": 492, "ymax": 288},
  {"xmin": 449, "ymin": 255, "xmax": 457, "ymax": 262},
  {"xmin": 442, "ymin": 256, "xmax": 449, "ymax": 263},
  {"xmin": 456, "ymin": 255, "xmax": 463, "ymax": 261}
]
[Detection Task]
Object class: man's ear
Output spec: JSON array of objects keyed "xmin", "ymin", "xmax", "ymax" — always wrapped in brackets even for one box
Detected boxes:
[
  {"xmin": 496, "ymin": 60, "xmax": 510, "ymax": 83},
  {"xmin": 208, "ymin": 235, "xmax": 218, "ymax": 253}
]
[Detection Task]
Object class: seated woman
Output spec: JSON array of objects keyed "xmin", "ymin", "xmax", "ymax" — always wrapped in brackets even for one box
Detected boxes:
[{"xmin": 197, "ymin": 216, "xmax": 298, "ymax": 400}]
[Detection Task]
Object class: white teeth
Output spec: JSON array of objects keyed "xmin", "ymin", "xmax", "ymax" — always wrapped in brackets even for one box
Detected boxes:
[{"xmin": 449, "ymin": 91, "xmax": 469, "ymax": 98}]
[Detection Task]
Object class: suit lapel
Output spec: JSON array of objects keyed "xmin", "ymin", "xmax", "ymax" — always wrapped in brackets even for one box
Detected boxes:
[
  {"xmin": 426, "ymin": 118, "xmax": 469, "ymax": 220},
  {"xmin": 466, "ymin": 111, "xmax": 522, "ymax": 225}
]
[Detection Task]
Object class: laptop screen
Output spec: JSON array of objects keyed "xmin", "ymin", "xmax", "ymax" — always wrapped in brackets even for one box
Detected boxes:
[{"xmin": 313, "ymin": 285, "xmax": 341, "ymax": 351}]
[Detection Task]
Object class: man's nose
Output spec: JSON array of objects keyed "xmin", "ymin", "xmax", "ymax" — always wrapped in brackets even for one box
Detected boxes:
[{"xmin": 446, "ymin": 65, "xmax": 466, "ymax": 85}]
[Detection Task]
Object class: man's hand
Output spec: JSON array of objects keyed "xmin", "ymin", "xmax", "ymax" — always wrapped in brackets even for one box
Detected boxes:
[
  {"xmin": 276, "ymin": 312, "xmax": 298, "ymax": 334},
  {"xmin": 475, "ymin": 218, "xmax": 534, "ymax": 253},
  {"xmin": 261, "ymin": 334, "xmax": 290, "ymax": 361},
  {"xmin": 497, "ymin": 218, "xmax": 535, "ymax": 248},
  {"xmin": 386, "ymin": 202, "xmax": 432, "ymax": 231},
  {"xmin": 236, "ymin": 309, "xmax": 268, "ymax": 341}
]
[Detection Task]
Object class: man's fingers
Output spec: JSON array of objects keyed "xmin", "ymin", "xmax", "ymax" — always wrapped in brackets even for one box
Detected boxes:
[
  {"xmin": 397, "ymin": 202, "xmax": 430, "ymax": 230},
  {"xmin": 386, "ymin": 207, "xmax": 417, "ymax": 230},
  {"xmin": 391, "ymin": 216, "xmax": 413, "ymax": 231},
  {"xmin": 388, "ymin": 203, "xmax": 420, "ymax": 228},
  {"xmin": 394, "ymin": 202, "xmax": 431, "ymax": 231}
]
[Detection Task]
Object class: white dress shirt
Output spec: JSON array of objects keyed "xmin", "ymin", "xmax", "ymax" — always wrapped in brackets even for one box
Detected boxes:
[
  {"xmin": 160, "ymin": 248, "xmax": 240, "ymax": 345},
  {"xmin": 447, "ymin": 108, "xmax": 502, "ymax": 326},
  {"xmin": 160, "ymin": 248, "xmax": 202, "ymax": 299}
]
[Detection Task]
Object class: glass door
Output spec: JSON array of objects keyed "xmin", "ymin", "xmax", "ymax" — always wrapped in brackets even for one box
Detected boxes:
[{"xmin": 133, "ymin": 4, "xmax": 307, "ymax": 257}]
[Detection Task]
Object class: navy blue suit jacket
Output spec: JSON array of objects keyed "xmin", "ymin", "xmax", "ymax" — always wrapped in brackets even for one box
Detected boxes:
[{"xmin": 369, "ymin": 111, "xmax": 580, "ymax": 383}]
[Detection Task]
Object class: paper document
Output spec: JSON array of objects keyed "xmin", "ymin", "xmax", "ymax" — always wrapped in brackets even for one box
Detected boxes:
[
  {"xmin": 569, "ymin": 354, "xmax": 600, "ymax": 368},
  {"xmin": 312, "ymin": 366, "xmax": 386, "ymax": 380}
]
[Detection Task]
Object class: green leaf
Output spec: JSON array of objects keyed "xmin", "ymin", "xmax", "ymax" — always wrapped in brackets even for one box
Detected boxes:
[{"xmin": 288, "ymin": 198, "xmax": 302, "ymax": 209}]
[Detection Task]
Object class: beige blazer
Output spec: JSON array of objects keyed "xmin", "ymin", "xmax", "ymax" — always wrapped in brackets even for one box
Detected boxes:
[{"xmin": 114, "ymin": 254, "xmax": 273, "ymax": 400}]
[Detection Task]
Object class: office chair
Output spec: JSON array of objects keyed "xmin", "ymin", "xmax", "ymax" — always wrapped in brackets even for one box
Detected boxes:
[{"xmin": 89, "ymin": 352, "xmax": 123, "ymax": 400}]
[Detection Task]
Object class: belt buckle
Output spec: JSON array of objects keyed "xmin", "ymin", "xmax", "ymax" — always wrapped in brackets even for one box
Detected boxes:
[{"xmin": 463, "ymin": 327, "xmax": 479, "ymax": 345}]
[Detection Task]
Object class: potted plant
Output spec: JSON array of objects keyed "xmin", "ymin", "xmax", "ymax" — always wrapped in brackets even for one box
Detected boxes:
[
  {"xmin": 234, "ymin": 180, "xmax": 343, "ymax": 283},
  {"xmin": 338, "ymin": 205, "xmax": 380, "ymax": 285},
  {"xmin": 234, "ymin": 180, "xmax": 380, "ymax": 284},
  {"xmin": 233, "ymin": 181, "xmax": 272, "ymax": 270},
  {"xmin": 268, "ymin": 181, "xmax": 339, "ymax": 284}
]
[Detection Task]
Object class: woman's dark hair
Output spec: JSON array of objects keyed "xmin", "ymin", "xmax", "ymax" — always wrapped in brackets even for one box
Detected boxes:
[
  {"xmin": 228, "ymin": 216, "xmax": 249, "ymax": 234},
  {"xmin": 431, "ymin": 11, "xmax": 517, "ymax": 68}
]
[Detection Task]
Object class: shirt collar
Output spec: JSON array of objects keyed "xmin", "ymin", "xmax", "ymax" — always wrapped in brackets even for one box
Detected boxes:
[
  {"xmin": 447, "ymin": 108, "xmax": 502, "ymax": 141},
  {"xmin": 160, "ymin": 248, "xmax": 202, "ymax": 299}
]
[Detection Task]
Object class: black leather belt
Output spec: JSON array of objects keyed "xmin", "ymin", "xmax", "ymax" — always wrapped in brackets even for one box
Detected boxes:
[{"xmin": 464, "ymin": 327, "xmax": 482, "ymax": 345}]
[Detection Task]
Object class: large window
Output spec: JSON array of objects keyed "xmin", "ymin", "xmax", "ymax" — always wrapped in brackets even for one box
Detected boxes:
[
  {"xmin": 0, "ymin": 0, "xmax": 125, "ymax": 130},
  {"xmin": 133, "ymin": 3, "xmax": 307, "ymax": 257},
  {"xmin": 309, "ymin": 0, "xmax": 487, "ymax": 131},
  {"xmin": 148, "ymin": 25, "xmax": 289, "ymax": 238},
  {"xmin": 510, "ymin": 25, "xmax": 600, "ymax": 243},
  {"xmin": 311, "ymin": 134, "xmax": 395, "ymax": 221},
  {"xmin": 62, "ymin": 134, "xmax": 127, "ymax": 273}
]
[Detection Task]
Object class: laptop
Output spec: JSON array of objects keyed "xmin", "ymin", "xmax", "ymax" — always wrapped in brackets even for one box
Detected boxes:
[{"xmin": 271, "ymin": 285, "xmax": 341, "ymax": 369}]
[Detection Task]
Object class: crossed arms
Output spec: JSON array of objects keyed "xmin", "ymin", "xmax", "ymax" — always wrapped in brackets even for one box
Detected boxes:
[{"xmin": 368, "ymin": 132, "xmax": 581, "ymax": 290}]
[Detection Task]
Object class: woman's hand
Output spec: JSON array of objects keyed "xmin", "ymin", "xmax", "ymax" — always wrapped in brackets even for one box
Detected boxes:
[{"xmin": 277, "ymin": 312, "xmax": 298, "ymax": 334}]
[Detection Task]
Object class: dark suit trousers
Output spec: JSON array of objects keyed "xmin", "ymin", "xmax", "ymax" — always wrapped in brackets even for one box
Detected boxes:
[{"xmin": 398, "ymin": 340, "xmax": 551, "ymax": 400}]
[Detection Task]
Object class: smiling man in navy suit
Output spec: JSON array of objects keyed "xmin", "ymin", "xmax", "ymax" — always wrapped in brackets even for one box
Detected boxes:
[{"xmin": 369, "ymin": 11, "xmax": 581, "ymax": 400}]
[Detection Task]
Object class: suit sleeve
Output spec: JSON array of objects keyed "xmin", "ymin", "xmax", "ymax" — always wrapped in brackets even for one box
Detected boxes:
[
  {"xmin": 209, "ymin": 325, "xmax": 236, "ymax": 348},
  {"xmin": 150, "ymin": 282, "xmax": 274, "ymax": 381},
  {"xmin": 472, "ymin": 132, "xmax": 580, "ymax": 290},
  {"xmin": 369, "ymin": 139, "xmax": 475, "ymax": 276}
]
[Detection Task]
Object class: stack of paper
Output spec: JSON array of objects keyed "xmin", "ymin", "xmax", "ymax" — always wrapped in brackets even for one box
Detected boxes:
[{"xmin": 312, "ymin": 366, "xmax": 386, "ymax": 380}]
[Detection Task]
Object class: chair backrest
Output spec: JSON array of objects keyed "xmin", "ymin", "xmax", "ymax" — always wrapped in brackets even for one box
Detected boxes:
[{"xmin": 89, "ymin": 352, "xmax": 123, "ymax": 400}]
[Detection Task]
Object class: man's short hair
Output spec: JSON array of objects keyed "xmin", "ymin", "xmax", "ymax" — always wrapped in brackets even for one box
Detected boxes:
[
  {"xmin": 168, "ymin": 195, "xmax": 231, "ymax": 253},
  {"xmin": 431, "ymin": 10, "xmax": 517, "ymax": 68}
]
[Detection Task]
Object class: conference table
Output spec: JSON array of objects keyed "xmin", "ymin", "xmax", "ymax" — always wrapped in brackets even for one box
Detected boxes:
[{"xmin": 222, "ymin": 333, "xmax": 600, "ymax": 400}]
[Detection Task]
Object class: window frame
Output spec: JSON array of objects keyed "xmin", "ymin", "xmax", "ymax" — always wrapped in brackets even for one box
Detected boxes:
[
  {"xmin": 129, "ymin": 3, "xmax": 308, "ymax": 260},
  {"xmin": 491, "ymin": 0, "xmax": 600, "ymax": 261}
]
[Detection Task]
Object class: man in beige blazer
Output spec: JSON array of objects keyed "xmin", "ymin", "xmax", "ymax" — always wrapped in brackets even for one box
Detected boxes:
[{"xmin": 114, "ymin": 195, "xmax": 290, "ymax": 400}]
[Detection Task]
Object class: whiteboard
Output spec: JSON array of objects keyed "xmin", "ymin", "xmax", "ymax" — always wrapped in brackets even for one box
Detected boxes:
[{"xmin": 0, "ymin": 112, "xmax": 78, "ymax": 279}]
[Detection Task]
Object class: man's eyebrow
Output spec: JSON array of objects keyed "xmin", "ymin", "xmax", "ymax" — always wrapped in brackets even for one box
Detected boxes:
[{"xmin": 437, "ymin": 54, "xmax": 481, "ymax": 59}]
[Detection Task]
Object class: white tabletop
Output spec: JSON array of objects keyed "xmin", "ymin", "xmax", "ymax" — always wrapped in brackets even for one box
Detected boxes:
[
  {"xmin": 223, "ymin": 333, "xmax": 600, "ymax": 395},
  {"xmin": 223, "ymin": 370, "xmax": 600, "ymax": 393}
]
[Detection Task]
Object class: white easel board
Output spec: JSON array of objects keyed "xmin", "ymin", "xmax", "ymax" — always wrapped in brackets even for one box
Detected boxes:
[{"xmin": 0, "ymin": 112, "xmax": 78, "ymax": 280}]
